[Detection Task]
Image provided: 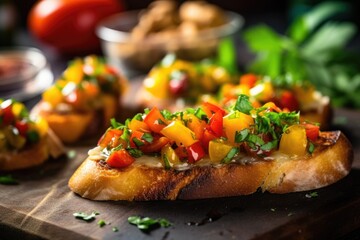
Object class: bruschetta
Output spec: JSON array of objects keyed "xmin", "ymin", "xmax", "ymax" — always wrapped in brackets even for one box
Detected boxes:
[
  {"xmin": 0, "ymin": 99, "xmax": 64, "ymax": 171},
  {"xmin": 137, "ymin": 56, "xmax": 331, "ymax": 128},
  {"xmin": 33, "ymin": 55, "xmax": 127, "ymax": 144},
  {"xmin": 68, "ymin": 95, "xmax": 352, "ymax": 200}
]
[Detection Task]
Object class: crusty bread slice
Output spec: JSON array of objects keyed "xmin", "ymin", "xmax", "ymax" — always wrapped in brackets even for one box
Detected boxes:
[
  {"xmin": 0, "ymin": 129, "xmax": 65, "ymax": 171},
  {"xmin": 0, "ymin": 137, "xmax": 49, "ymax": 171},
  {"xmin": 68, "ymin": 131, "xmax": 353, "ymax": 201},
  {"xmin": 32, "ymin": 94, "xmax": 119, "ymax": 144}
]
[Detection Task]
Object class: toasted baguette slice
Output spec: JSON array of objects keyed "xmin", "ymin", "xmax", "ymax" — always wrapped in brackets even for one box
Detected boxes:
[
  {"xmin": 32, "ymin": 95, "xmax": 119, "ymax": 144},
  {"xmin": 0, "ymin": 129, "xmax": 64, "ymax": 171},
  {"xmin": 68, "ymin": 131, "xmax": 353, "ymax": 201}
]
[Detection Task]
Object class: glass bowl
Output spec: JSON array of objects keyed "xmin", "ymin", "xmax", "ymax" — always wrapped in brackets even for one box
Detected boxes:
[{"xmin": 96, "ymin": 10, "xmax": 244, "ymax": 78}]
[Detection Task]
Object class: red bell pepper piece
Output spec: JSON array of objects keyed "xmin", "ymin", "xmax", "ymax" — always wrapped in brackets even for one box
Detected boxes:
[
  {"xmin": 106, "ymin": 149, "xmax": 135, "ymax": 168},
  {"xmin": 140, "ymin": 136, "xmax": 170, "ymax": 153},
  {"xmin": 130, "ymin": 130, "xmax": 146, "ymax": 148},
  {"xmin": 201, "ymin": 129, "xmax": 217, "ymax": 152},
  {"xmin": 202, "ymin": 102, "xmax": 226, "ymax": 118},
  {"xmin": 279, "ymin": 90, "xmax": 299, "ymax": 112},
  {"xmin": 1, "ymin": 105, "xmax": 15, "ymax": 126},
  {"xmin": 143, "ymin": 107, "xmax": 167, "ymax": 133},
  {"xmin": 303, "ymin": 123, "xmax": 320, "ymax": 142},
  {"xmin": 15, "ymin": 120, "xmax": 29, "ymax": 137},
  {"xmin": 208, "ymin": 110, "xmax": 224, "ymax": 138},
  {"xmin": 98, "ymin": 129, "xmax": 123, "ymax": 148},
  {"xmin": 240, "ymin": 73, "xmax": 257, "ymax": 88},
  {"xmin": 186, "ymin": 141, "xmax": 205, "ymax": 163},
  {"xmin": 174, "ymin": 146, "xmax": 188, "ymax": 161}
]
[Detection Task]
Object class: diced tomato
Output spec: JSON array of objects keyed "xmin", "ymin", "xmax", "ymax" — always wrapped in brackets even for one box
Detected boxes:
[
  {"xmin": 143, "ymin": 107, "xmax": 167, "ymax": 133},
  {"xmin": 240, "ymin": 73, "xmax": 257, "ymax": 88},
  {"xmin": 208, "ymin": 111, "xmax": 224, "ymax": 138},
  {"xmin": 186, "ymin": 141, "xmax": 205, "ymax": 163},
  {"xmin": 1, "ymin": 105, "xmax": 15, "ymax": 126},
  {"xmin": 279, "ymin": 90, "xmax": 299, "ymax": 112},
  {"xmin": 130, "ymin": 130, "xmax": 146, "ymax": 148},
  {"xmin": 202, "ymin": 102, "xmax": 226, "ymax": 118},
  {"xmin": 201, "ymin": 128, "xmax": 217, "ymax": 152},
  {"xmin": 140, "ymin": 136, "xmax": 170, "ymax": 153},
  {"xmin": 303, "ymin": 123, "xmax": 320, "ymax": 141},
  {"xmin": 106, "ymin": 149, "xmax": 135, "ymax": 168},
  {"xmin": 98, "ymin": 129, "xmax": 123, "ymax": 148},
  {"xmin": 128, "ymin": 119, "xmax": 150, "ymax": 132},
  {"xmin": 174, "ymin": 146, "xmax": 188, "ymax": 160},
  {"xmin": 15, "ymin": 120, "xmax": 29, "ymax": 137}
]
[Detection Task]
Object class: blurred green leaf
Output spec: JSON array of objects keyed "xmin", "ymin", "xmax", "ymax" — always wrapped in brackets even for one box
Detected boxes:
[
  {"xmin": 243, "ymin": 25, "xmax": 283, "ymax": 52},
  {"xmin": 217, "ymin": 37, "xmax": 238, "ymax": 75},
  {"xmin": 301, "ymin": 22, "xmax": 357, "ymax": 62},
  {"xmin": 289, "ymin": 1, "xmax": 349, "ymax": 43}
]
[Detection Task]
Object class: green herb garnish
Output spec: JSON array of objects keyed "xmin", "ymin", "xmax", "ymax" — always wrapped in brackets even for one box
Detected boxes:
[
  {"xmin": 305, "ymin": 192, "xmax": 319, "ymax": 198},
  {"xmin": 128, "ymin": 216, "xmax": 172, "ymax": 231},
  {"xmin": 112, "ymin": 227, "xmax": 119, "ymax": 232},
  {"xmin": 98, "ymin": 219, "xmax": 107, "ymax": 227},
  {"xmin": 222, "ymin": 147, "xmax": 239, "ymax": 164},
  {"xmin": 0, "ymin": 175, "xmax": 18, "ymax": 185},
  {"xmin": 73, "ymin": 211, "xmax": 99, "ymax": 221}
]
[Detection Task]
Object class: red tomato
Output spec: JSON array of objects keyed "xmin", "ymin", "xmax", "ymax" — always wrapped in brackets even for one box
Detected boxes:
[
  {"xmin": 15, "ymin": 120, "xmax": 29, "ymax": 137},
  {"xmin": 201, "ymin": 129, "xmax": 217, "ymax": 152},
  {"xmin": 208, "ymin": 111, "xmax": 224, "ymax": 138},
  {"xmin": 98, "ymin": 129, "xmax": 123, "ymax": 148},
  {"xmin": 1, "ymin": 105, "xmax": 15, "ymax": 126},
  {"xmin": 303, "ymin": 123, "xmax": 320, "ymax": 142},
  {"xmin": 143, "ymin": 107, "xmax": 167, "ymax": 133},
  {"xmin": 186, "ymin": 141, "xmax": 205, "ymax": 163},
  {"xmin": 140, "ymin": 136, "xmax": 170, "ymax": 153},
  {"xmin": 28, "ymin": 0, "xmax": 124, "ymax": 54},
  {"xmin": 279, "ymin": 90, "xmax": 299, "ymax": 112},
  {"xmin": 106, "ymin": 149, "xmax": 135, "ymax": 168},
  {"xmin": 240, "ymin": 73, "xmax": 257, "ymax": 88},
  {"xmin": 202, "ymin": 102, "xmax": 226, "ymax": 118},
  {"xmin": 130, "ymin": 130, "xmax": 145, "ymax": 148}
]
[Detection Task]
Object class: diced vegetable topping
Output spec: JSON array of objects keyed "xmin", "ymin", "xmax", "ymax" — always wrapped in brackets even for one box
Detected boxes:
[
  {"xmin": 96, "ymin": 94, "xmax": 321, "ymax": 169},
  {"xmin": 0, "ymin": 99, "xmax": 46, "ymax": 151},
  {"xmin": 42, "ymin": 55, "xmax": 125, "ymax": 110}
]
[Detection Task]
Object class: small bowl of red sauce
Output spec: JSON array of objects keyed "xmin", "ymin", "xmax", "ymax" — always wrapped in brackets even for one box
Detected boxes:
[{"xmin": 0, "ymin": 47, "xmax": 47, "ymax": 92}]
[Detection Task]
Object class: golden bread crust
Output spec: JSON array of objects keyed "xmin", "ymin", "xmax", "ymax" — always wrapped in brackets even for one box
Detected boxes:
[
  {"xmin": 33, "ymin": 95, "xmax": 119, "ymax": 144},
  {"xmin": 68, "ymin": 131, "xmax": 353, "ymax": 201},
  {"xmin": 0, "ymin": 137, "xmax": 49, "ymax": 171}
]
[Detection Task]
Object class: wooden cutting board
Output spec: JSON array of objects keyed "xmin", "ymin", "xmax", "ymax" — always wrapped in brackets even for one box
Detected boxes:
[{"xmin": 0, "ymin": 107, "xmax": 359, "ymax": 240}]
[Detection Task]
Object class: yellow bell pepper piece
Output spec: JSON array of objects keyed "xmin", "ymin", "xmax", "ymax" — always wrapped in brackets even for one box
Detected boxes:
[
  {"xmin": 42, "ymin": 85, "xmax": 63, "ymax": 107},
  {"xmin": 161, "ymin": 144, "xmax": 181, "ymax": 167},
  {"xmin": 160, "ymin": 120, "xmax": 197, "ymax": 147},
  {"xmin": 143, "ymin": 68, "xmax": 171, "ymax": 99},
  {"xmin": 11, "ymin": 102, "xmax": 26, "ymax": 117},
  {"xmin": 249, "ymin": 81, "xmax": 274, "ymax": 102},
  {"xmin": 223, "ymin": 112, "xmax": 254, "ymax": 144},
  {"xmin": 279, "ymin": 125, "xmax": 307, "ymax": 156},
  {"xmin": 209, "ymin": 140, "xmax": 233, "ymax": 163},
  {"xmin": 63, "ymin": 58, "xmax": 84, "ymax": 84}
]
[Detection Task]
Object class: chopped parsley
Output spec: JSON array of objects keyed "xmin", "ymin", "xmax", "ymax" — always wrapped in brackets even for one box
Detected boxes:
[
  {"xmin": 73, "ymin": 211, "xmax": 99, "ymax": 221},
  {"xmin": 305, "ymin": 192, "xmax": 319, "ymax": 198},
  {"xmin": 0, "ymin": 175, "xmax": 18, "ymax": 185},
  {"xmin": 128, "ymin": 216, "xmax": 172, "ymax": 231},
  {"xmin": 98, "ymin": 219, "xmax": 107, "ymax": 227}
]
